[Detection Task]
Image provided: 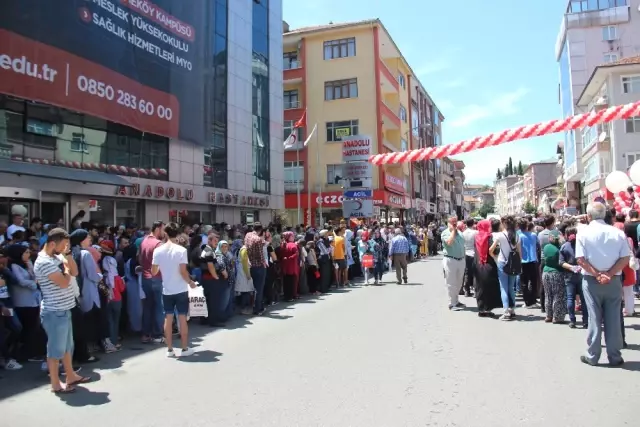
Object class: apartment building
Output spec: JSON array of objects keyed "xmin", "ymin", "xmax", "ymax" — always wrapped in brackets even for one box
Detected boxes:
[
  {"xmin": 281, "ymin": 19, "xmax": 444, "ymax": 225},
  {"xmin": 494, "ymin": 175, "xmax": 519, "ymax": 216},
  {"xmin": 576, "ymin": 56, "xmax": 640, "ymax": 201},
  {"xmin": 506, "ymin": 177, "xmax": 525, "ymax": 214},
  {"xmin": 556, "ymin": 0, "xmax": 638, "ymax": 208},
  {"xmin": 479, "ymin": 190, "xmax": 495, "ymax": 206},
  {"xmin": 452, "ymin": 159, "xmax": 466, "ymax": 218},
  {"xmin": 523, "ymin": 160, "xmax": 560, "ymax": 207},
  {"xmin": 439, "ymin": 157, "xmax": 455, "ymax": 216}
]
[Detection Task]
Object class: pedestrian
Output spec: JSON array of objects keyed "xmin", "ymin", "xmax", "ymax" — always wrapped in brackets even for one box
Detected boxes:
[
  {"xmin": 244, "ymin": 222, "xmax": 268, "ymax": 315},
  {"xmin": 139, "ymin": 221, "xmax": 165, "ymax": 343},
  {"xmin": 473, "ymin": 220, "xmax": 502, "ymax": 317},
  {"xmin": 490, "ymin": 215, "xmax": 521, "ymax": 321},
  {"xmin": 441, "ymin": 217, "xmax": 465, "ymax": 311},
  {"xmin": 462, "ymin": 218, "xmax": 477, "ymax": 297},
  {"xmin": 517, "ymin": 218, "xmax": 540, "ymax": 309},
  {"xmin": 541, "ymin": 231, "xmax": 567, "ymax": 324},
  {"xmin": 559, "ymin": 226, "xmax": 588, "ymax": 329},
  {"xmin": 575, "ymin": 202, "xmax": 628, "ymax": 367},
  {"xmin": 389, "ymin": 228, "xmax": 410, "ymax": 285},
  {"xmin": 151, "ymin": 223, "xmax": 197, "ymax": 358}
]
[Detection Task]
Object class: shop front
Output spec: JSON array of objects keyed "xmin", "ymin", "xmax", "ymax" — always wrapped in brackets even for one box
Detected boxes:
[
  {"xmin": 284, "ymin": 190, "xmax": 407, "ymax": 227},
  {"xmin": 0, "ymin": 167, "xmax": 273, "ymax": 228}
]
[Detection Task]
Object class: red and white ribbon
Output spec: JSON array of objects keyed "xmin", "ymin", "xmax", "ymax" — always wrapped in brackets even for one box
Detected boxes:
[{"xmin": 369, "ymin": 100, "xmax": 640, "ymax": 165}]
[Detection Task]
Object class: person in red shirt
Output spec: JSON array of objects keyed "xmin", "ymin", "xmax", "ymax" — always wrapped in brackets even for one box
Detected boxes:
[
  {"xmin": 280, "ymin": 232, "xmax": 298, "ymax": 301},
  {"xmin": 138, "ymin": 221, "xmax": 165, "ymax": 343}
]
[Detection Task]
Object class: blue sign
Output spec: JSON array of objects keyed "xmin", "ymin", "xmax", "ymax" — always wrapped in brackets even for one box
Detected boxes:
[{"xmin": 343, "ymin": 189, "xmax": 372, "ymax": 198}]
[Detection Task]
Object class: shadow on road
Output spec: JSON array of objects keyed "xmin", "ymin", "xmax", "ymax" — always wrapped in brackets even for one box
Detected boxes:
[{"xmin": 0, "ymin": 290, "xmax": 338, "ymax": 402}]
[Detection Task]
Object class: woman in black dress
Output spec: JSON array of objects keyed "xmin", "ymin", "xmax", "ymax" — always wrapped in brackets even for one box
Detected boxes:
[{"xmin": 473, "ymin": 219, "xmax": 502, "ymax": 317}]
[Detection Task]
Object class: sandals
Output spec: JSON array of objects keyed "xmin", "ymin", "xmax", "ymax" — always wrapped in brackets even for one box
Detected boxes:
[
  {"xmin": 67, "ymin": 376, "xmax": 93, "ymax": 386},
  {"xmin": 51, "ymin": 386, "xmax": 76, "ymax": 394}
]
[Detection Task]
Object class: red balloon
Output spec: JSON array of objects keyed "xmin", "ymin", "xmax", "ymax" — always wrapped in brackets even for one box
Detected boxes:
[{"xmin": 620, "ymin": 191, "xmax": 630, "ymax": 199}]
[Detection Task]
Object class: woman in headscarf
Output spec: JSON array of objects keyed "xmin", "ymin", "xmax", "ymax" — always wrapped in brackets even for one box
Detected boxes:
[
  {"xmin": 296, "ymin": 237, "xmax": 308, "ymax": 296},
  {"xmin": 217, "ymin": 240, "xmax": 236, "ymax": 319},
  {"xmin": 371, "ymin": 229, "xmax": 387, "ymax": 285},
  {"xmin": 357, "ymin": 230, "xmax": 371, "ymax": 284},
  {"xmin": 235, "ymin": 243, "xmax": 254, "ymax": 315},
  {"xmin": 280, "ymin": 231, "xmax": 298, "ymax": 302},
  {"xmin": 473, "ymin": 220, "xmax": 502, "ymax": 317},
  {"xmin": 541, "ymin": 230, "xmax": 567, "ymax": 323},
  {"xmin": 122, "ymin": 239, "xmax": 143, "ymax": 333}
]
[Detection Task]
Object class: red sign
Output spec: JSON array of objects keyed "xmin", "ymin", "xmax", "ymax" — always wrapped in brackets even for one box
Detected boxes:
[
  {"xmin": 0, "ymin": 29, "xmax": 180, "ymax": 138},
  {"xmin": 384, "ymin": 173, "xmax": 406, "ymax": 195},
  {"xmin": 116, "ymin": 183, "xmax": 193, "ymax": 200},
  {"xmin": 285, "ymin": 190, "xmax": 406, "ymax": 209},
  {"xmin": 385, "ymin": 192, "xmax": 405, "ymax": 208}
]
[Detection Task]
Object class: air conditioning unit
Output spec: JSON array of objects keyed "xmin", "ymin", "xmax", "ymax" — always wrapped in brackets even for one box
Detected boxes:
[{"xmin": 595, "ymin": 96, "xmax": 608, "ymax": 106}]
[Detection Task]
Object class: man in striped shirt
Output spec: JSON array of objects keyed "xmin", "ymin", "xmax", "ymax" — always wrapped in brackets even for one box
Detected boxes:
[{"xmin": 35, "ymin": 228, "xmax": 88, "ymax": 394}]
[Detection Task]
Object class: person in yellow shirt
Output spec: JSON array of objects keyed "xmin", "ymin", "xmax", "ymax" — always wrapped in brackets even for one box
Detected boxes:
[{"xmin": 332, "ymin": 226, "xmax": 348, "ymax": 287}]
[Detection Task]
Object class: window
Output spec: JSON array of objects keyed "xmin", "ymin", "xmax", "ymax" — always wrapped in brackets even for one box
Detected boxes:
[
  {"xmin": 325, "ymin": 78, "xmax": 358, "ymax": 100},
  {"xmin": 583, "ymin": 156, "xmax": 598, "ymax": 183},
  {"xmin": 70, "ymin": 132, "xmax": 88, "ymax": 152},
  {"xmin": 284, "ymin": 161, "xmax": 304, "ymax": 192},
  {"xmin": 622, "ymin": 75, "xmax": 640, "ymax": 93},
  {"xmin": 323, "ymin": 37, "xmax": 356, "ymax": 60},
  {"xmin": 326, "ymin": 164, "xmax": 343, "ymax": 184},
  {"xmin": 570, "ymin": 0, "xmax": 626, "ymax": 13},
  {"xmin": 326, "ymin": 120, "xmax": 358, "ymax": 142},
  {"xmin": 26, "ymin": 118, "xmax": 55, "ymax": 136},
  {"xmin": 284, "ymin": 90, "xmax": 299, "ymax": 109},
  {"xmin": 625, "ymin": 117, "xmax": 640, "ymax": 133},
  {"xmin": 397, "ymin": 74, "xmax": 405, "ymax": 88},
  {"xmin": 627, "ymin": 152, "xmax": 640, "ymax": 168},
  {"xmin": 251, "ymin": 0, "xmax": 270, "ymax": 194},
  {"xmin": 283, "ymin": 52, "xmax": 299, "ymax": 69},
  {"xmin": 411, "ymin": 106, "xmax": 419, "ymax": 136},
  {"xmin": 433, "ymin": 109, "xmax": 439, "ymax": 126},
  {"xmin": 283, "ymin": 120, "xmax": 302, "ymax": 142},
  {"xmin": 602, "ymin": 25, "xmax": 617, "ymax": 41},
  {"xmin": 603, "ymin": 53, "xmax": 619, "ymax": 63},
  {"xmin": 399, "ymin": 105, "xmax": 407, "ymax": 122},
  {"xmin": 401, "ymin": 139, "xmax": 408, "ymax": 152}
]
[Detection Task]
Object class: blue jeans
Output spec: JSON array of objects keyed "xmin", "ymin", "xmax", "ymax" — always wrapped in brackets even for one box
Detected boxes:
[
  {"xmin": 374, "ymin": 260, "xmax": 385, "ymax": 280},
  {"xmin": 107, "ymin": 300, "xmax": 122, "ymax": 344},
  {"xmin": 565, "ymin": 279, "xmax": 588, "ymax": 325},
  {"xmin": 497, "ymin": 262, "xmax": 517, "ymax": 309},
  {"xmin": 40, "ymin": 310, "xmax": 74, "ymax": 360},
  {"xmin": 141, "ymin": 277, "xmax": 164, "ymax": 338},
  {"xmin": 250, "ymin": 266, "xmax": 267, "ymax": 314}
]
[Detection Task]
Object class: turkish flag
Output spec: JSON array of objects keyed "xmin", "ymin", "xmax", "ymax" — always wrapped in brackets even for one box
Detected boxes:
[{"xmin": 294, "ymin": 110, "xmax": 306, "ymax": 128}]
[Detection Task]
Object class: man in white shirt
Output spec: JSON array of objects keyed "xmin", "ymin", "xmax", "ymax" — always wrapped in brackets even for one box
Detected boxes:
[
  {"xmin": 151, "ymin": 223, "xmax": 197, "ymax": 358},
  {"xmin": 6, "ymin": 214, "xmax": 25, "ymax": 240},
  {"xmin": 576, "ymin": 202, "xmax": 629, "ymax": 367},
  {"xmin": 462, "ymin": 218, "xmax": 478, "ymax": 297}
]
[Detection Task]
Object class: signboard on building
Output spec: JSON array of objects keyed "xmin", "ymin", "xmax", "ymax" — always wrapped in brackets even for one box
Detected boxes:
[
  {"xmin": 0, "ymin": 0, "xmax": 208, "ymax": 144},
  {"xmin": 343, "ymin": 162, "xmax": 372, "ymax": 180},
  {"xmin": 344, "ymin": 189, "xmax": 373, "ymax": 198},
  {"xmin": 343, "ymin": 199, "xmax": 373, "ymax": 218},
  {"xmin": 342, "ymin": 135, "xmax": 372, "ymax": 162}
]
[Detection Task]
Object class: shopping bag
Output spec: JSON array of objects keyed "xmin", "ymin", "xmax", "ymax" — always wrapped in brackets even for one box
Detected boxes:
[
  {"xmin": 188, "ymin": 286, "xmax": 208, "ymax": 317},
  {"xmin": 361, "ymin": 254, "xmax": 374, "ymax": 268}
]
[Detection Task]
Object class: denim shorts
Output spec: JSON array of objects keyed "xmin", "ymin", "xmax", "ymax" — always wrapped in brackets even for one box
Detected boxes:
[
  {"xmin": 163, "ymin": 291, "xmax": 189, "ymax": 316},
  {"xmin": 40, "ymin": 310, "xmax": 74, "ymax": 360},
  {"xmin": 335, "ymin": 259, "xmax": 347, "ymax": 269}
]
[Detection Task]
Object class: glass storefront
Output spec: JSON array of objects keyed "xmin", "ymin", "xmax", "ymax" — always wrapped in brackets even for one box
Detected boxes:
[
  {"xmin": 89, "ymin": 199, "xmax": 144, "ymax": 227},
  {"xmin": 251, "ymin": 0, "xmax": 270, "ymax": 194}
]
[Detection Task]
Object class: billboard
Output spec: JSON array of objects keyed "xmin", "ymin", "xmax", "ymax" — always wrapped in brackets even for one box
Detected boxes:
[{"xmin": 0, "ymin": 0, "xmax": 208, "ymax": 144}]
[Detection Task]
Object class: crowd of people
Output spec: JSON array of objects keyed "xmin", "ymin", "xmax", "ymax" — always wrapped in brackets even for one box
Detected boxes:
[
  {"xmin": 443, "ymin": 202, "xmax": 636, "ymax": 367},
  {"xmin": 0, "ymin": 213, "xmax": 435, "ymax": 393}
]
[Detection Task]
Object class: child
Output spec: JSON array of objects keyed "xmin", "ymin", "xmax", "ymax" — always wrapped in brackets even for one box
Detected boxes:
[{"xmin": 100, "ymin": 241, "xmax": 125, "ymax": 350}]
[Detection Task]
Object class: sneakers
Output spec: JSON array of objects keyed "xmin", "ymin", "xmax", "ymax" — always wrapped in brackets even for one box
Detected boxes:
[
  {"xmin": 499, "ymin": 310, "xmax": 513, "ymax": 321},
  {"xmin": 3, "ymin": 359, "xmax": 23, "ymax": 370},
  {"xmin": 152, "ymin": 337, "xmax": 165, "ymax": 344},
  {"xmin": 166, "ymin": 349, "xmax": 176, "ymax": 358},
  {"xmin": 179, "ymin": 347, "xmax": 194, "ymax": 357},
  {"xmin": 449, "ymin": 302, "xmax": 466, "ymax": 311},
  {"xmin": 103, "ymin": 339, "xmax": 121, "ymax": 354}
]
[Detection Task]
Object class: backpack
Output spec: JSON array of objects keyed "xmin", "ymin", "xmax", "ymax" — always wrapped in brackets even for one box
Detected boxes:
[{"xmin": 501, "ymin": 232, "xmax": 522, "ymax": 276}]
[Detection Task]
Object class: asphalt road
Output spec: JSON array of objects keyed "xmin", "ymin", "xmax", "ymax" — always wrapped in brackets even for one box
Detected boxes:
[{"xmin": 2, "ymin": 256, "xmax": 640, "ymax": 427}]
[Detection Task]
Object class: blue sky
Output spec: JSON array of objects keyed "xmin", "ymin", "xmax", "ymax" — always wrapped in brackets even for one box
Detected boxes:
[{"xmin": 283, "ymin": 0, "xmax": 567, "ymax": 184}]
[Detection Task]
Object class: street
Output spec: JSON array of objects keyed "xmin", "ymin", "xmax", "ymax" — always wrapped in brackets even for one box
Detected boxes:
[{"xmin": 2, "ymin": 256, "xmax": 640, "ymax": 427}]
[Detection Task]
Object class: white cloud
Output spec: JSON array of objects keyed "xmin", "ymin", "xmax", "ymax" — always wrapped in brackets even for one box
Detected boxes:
[{"xmin": 447, "ymin": 87, "xmax": 529, "ymax": 128}]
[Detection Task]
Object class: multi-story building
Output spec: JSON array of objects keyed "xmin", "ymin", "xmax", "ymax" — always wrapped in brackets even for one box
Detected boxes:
[
  {"xmin": 576, "ymin": 55, "xmax": 640, "ymax": 201},
  {"xmin": 439, "ymin": 157, "xmax": 455, "ymax": 216},
  {"xmin": 523, "ymin": 160, "xmax": 559, "ymax": 207},
  {"xmin": 506, "ymin": 177, "xmax": 525, "ymax": 214},
  {"xmin": 494, "ymin": 175, "xmax": 519, "ymax": 216},
  {"xmin": 281, "ymin": 19, "xmax": 444, "ymax": 225},
  {"xmin": 479, "ymin": 190, "xmax": 495, "ymax": 206},
  {"xmin": 463, "ymin": 184, "xmax": 485, "ymax": 197},
  {"xmin": 0, "ymin": 0, "xmax": 283, "ymax": 226},
  {"xmin": 452, "ymin": 159, "xmax": 465, "ymax": 218},
  {"xmin": 556, "ymin": 0, "xmax": 637, "ymax": 209}
]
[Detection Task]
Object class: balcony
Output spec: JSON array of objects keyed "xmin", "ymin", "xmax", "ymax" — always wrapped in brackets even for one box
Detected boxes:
[
  {"xmin": 283, "ymin": 59, "xmax": 304, "ymax": 83},
  {"xmin": 284, "ymin": 180, "xmax": 304, "ymax": 192},
  {"xmin": 284, "ymin": 100, "xmax": 301, "ymax": 110},
  {"xmin": 381, "ymin": 100, "xmax": 401, "ymax": 129},
  {"xmin": 379, "ymin": 60, "xmax": 399, "ymax": 93},
  {"xmin": 565, "ymin": 5, "xmax": 630, "ymax": 30},
  {"xmin": 581, "ymin": 123, "xmax": 611, "ymax": 156}
]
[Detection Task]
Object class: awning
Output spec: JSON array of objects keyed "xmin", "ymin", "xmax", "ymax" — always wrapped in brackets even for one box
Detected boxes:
[{"xmin": 0, "ymin": 160, "xmax": 131, "ymax": 186}]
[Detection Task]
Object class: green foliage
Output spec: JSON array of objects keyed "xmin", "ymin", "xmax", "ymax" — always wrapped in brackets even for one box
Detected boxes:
[
  {"xmin": 517, "ymin": 161, "xmax": 524, "ymax": 175},
  {"xmin": 507, "ymin": 157, "xmax": 514, "ymax": 175},
  {"xmin": 523, "ymin": 201, "xmax": 537, "ymax": 215},
  {"xmin": 477, "ymin": 202, "xmax": 495, "ymax": 218},
  {"xmin": 496, "ymin": 169, "xmax": 503, "ymax": 179}
]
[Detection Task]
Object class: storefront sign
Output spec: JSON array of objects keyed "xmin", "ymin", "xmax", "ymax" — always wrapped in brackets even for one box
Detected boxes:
[
  {"xmin": 342, "ymin": 135, "xmax": 372, "ymax": 162},
  {"xmin": 386, "ymin": 193, "xmax": 405, "ymax": 208},
  {"xmin": 343, "ymin": 199, "xmax": 374, "ymax": 218},
  {"xmin": 384, "ymin": 174, "xmax": 406, "ymax": 194},
  {"xmin": 343, "ymin": 161, "xmax": 372, "ymax": 180},
  {"xmin": 316, "ymin": 194, "xmax": 345, "ymax": 205},
  {"xmin": 208, "ymin": 192, "xmax": 269, "ymax": 207},
  {"xmin": 344, "ymin": 190, "xmax": 373, "ymax": 198},
  {"xmin": 116, "ymin": 184, "xmax": 194, "ymax": 200}
]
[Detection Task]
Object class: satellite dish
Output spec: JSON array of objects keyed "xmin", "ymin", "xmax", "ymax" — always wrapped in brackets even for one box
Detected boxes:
[{"xmin": 598, "ymin": 131, "xmax": 607, "ymax": 143}]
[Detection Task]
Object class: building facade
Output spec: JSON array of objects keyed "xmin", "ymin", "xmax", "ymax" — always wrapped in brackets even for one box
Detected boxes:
[
  {"xmin": 0, "ymin": 0, "xmax": 283, "ymax": 227},
  {"xmin": 494, "ymin": 176, "xmax": 519, "ymax": 216},
  {"xmin": 280, "ymin": 19, "xmax": 444, "ymax": 226},
  {"xmin": 523, "ymin": 160, "xmax": 559, "ymax": 207},
  {"xmin": 556, "ymin": 0, "xmax": 637, "ymax": 208},
  {"xmin": 506, "ymin": 177, "xmax": 525, "ymax": 214},
  {"xmin": 452, "ymin": 159, "xmax": 466, "ymax": 218},
  {"xmin": 576, "ymin": 56, "xmax": 640, "ymax": 201},
  {"xmin": 439, "ymin": 157, "xmax": 455, "ymax": 216}
]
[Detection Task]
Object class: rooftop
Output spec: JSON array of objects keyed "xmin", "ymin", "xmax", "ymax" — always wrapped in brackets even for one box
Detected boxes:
[
  {"xmin": 284, "ymin": 19, "xmax": 379, "ymax": 36},
  {"xmin": 577, "ymin": 55, "xmax": 640, "ymax": 106}
]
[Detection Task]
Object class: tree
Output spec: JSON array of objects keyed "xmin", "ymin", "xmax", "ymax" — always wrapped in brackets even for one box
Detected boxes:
[
  {"xmin": 496, "ymin": 169, "xmax": 503, "ymax": 179},
  {"xmin": 478, "ymin": 202, "xmax": 495, "ymax": 218},
  {"xmin": 508, "ymin": 157, "xmax": 514, "ymax": 175},
  {"xmin": 517, "ymin": 161, "xmax": 524, "ymax": 175},
  {"xmin": 523, "ymin": 201, "xmax": 537, "ymax": 215}
]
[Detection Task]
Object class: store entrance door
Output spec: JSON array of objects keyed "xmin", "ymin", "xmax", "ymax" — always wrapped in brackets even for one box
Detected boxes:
[{"xmin": 41, "ymin": 202, "xmax": 68, "ymax": 228}]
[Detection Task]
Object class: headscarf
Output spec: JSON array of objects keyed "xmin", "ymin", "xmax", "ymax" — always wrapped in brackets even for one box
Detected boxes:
[
  {"xmin": 215, "ymin": 240, "xmax": 229, "ymax": 255},
  {"xmin": 345, "ymin": 229, "xmax": 354, "ymax": 242},
  {"xmin": 69, "ymin": 229, "xmax": 89, "ymax": 248},
  {"xmin": 281, "ymin": 231, "xmax": 295, "ymax": 246},
  {"xmin": 474, "ymin": 220, "xmax": 492, "ymax": 265},
  {"xmin": 549, "ymin": 230, "xmax": 561, "ymax": 247}
]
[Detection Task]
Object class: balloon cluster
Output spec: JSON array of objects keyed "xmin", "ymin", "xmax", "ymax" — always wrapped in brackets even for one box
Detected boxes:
[{"xmin": 606, "ymin": 162, "xmax": 640, "ymax": 214}]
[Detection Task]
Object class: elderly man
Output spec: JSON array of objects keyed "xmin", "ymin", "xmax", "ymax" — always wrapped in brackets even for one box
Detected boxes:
[
  {"xmin": 441, "ymin": 216, "xmax": 466, "ymax": 311},
  {"xmin": 576, "ymin": 202, "xmax": 629, "ymax": 367},
  {"xmin": 388, "ymin": 228, "xmax": 410, "ymax": 284}
]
